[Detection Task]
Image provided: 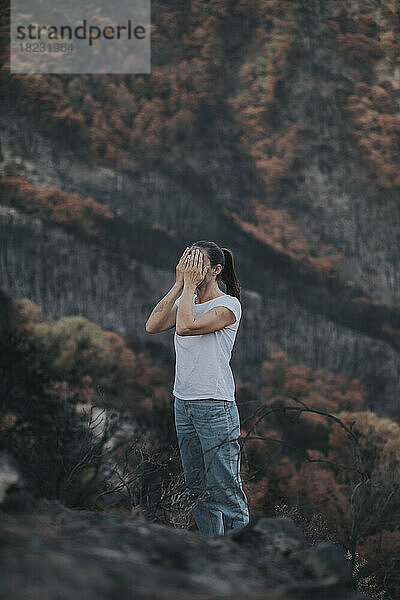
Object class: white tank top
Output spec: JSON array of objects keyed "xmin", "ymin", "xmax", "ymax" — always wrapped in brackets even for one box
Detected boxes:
[{"xmin": 172, "ymin": 292, "xmax": 242, "ymax": 401}]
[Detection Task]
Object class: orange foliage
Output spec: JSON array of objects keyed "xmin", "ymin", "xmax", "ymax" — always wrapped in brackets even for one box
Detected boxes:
[
  {"xmin": 348, "ymin": 80, "xmax": 400, "ymax": 188},
  {"xmin": 330, "ymin": 11, "xmax": 400, "ymax": 190},
  {"xmin": 238, "ymin": 350, "xmax": 366, "ymax": 518},
  {"xmin": 327, "ymin": 411, "xmax": 400, "ymax": 596},
  {"xmin": 52, "ymin": 107, "xmax": 85, "ymax": 129},
  {"xmin": 245, "ymin": 474, "xmax": 270, "ymax": 516},
  {"xmin": 228, "ymin": 0, "xmax": 296, "ymax": 195},
  {"xmin": 226, "ymin": 201, "xmax": 344, "ymax": 282},
  {"xmin": 11, "ymin": 295, "xmax": 173, "ymax": 413},
  {"xmin": 241, "ymin": 377, "xmax": 400, "ymax": 594},
  {"xmin": 259, "ymin": 350, "xmax": 364, "ymax": 417},
  {"xmin": 252, "ymin": 200, "xmax": 311, "ymax": 260},
  {"xmin": 7, "ymin": 1, "xmax": 244, "ymax": 168},
  {"xmin": 335, "ymin": 33, "xmax": 385, "ymax": 63},
  {"xmin": 358, "ymin": 530, "xmax": 400, "ymax": 598},
  {"xmin": 309, "ymin": 254, "xmax": 344, "ymax": 278},
  {"xmin": 277, "ymin": 457, "xmax": 351, "ymax": 535},
  {"xmin": 100, "ymin": 330, "xmax": 137, "ymax": 375},
  {"xmin": 132, "ymin": 351, "xmax": 172, "ymax": 411},
  {"xmin": 12, "ymin": 297, "xmax": 47, "ymax": 331},
  {"xmin": 0, "ymin": 176, "xmax": 113, "ymax": 237}
]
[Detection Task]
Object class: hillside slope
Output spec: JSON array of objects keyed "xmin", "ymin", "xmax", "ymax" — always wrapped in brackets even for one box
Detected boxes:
[{"xmin": 0, "ymin": 0, "xmax": 399, "ymax": 418}]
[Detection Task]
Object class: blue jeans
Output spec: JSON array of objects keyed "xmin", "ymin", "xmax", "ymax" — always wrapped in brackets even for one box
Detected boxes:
[{"xmin": 174, "ymin": 396, "xmax": 250, "ymax": 536}]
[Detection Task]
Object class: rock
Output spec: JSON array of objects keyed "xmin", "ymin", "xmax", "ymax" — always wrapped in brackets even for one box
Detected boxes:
[
  {"xmin": 0, "ymin": 451, "xmax": 38, "ymax": 513},
  {"xmin": 227, "ymin": 516, "xmax": 307, "ymax": 555},
  {"xmin": 0, "ymin": 498, "xmax": 365, "ymax": 600},
  {"xmin": 304, "ymin": 540, "xmax": 352, "ymax": 583},
  {"xmin": 0, "ymin": 451, "xmax": 19, "ymax": 503}
]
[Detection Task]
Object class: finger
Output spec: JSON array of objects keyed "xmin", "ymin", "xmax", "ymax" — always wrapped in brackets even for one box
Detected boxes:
[{"xmin": 180, "ymin": 247, "xmax": 190, "ymax": 263}]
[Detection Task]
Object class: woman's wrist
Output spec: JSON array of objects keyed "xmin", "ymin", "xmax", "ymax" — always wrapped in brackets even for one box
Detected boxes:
[
  {"xmin": 174, "ymin": 279, "xmax": 183, "ymax": 291},
  {"xmin": 183, "ymin": 282, "xmax": 196, "ymax": 294}
]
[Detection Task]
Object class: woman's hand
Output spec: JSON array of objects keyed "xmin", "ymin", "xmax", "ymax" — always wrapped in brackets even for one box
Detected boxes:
[
  {"xmin": 183, "ymin": 248, "xmax": 207, "ymax": 288},
  {"xmin": 175, "ymin": 247, "xmax": 191, "ymax": 288}
]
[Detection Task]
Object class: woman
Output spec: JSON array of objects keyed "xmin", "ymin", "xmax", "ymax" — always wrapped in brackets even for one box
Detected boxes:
[{"xmin": 145, "ymin": 240, "xmax": 249, "ymax": 536}]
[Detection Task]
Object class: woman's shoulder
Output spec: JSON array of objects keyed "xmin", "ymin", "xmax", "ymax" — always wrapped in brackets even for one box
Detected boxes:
[
  {"xmin": 224, "ymin": 294, "xmax": 241, "ymax": 307},
  {"xmin": 210, "ymin": 293, "xmax": 240, "ymax": 303}
]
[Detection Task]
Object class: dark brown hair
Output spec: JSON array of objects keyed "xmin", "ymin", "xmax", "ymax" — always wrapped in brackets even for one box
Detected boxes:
[{"xmin": 189, "ymin": 240, "xmax": 241, "ymax": 300}]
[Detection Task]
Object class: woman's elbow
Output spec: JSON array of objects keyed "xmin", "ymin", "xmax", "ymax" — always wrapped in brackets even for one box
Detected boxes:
[
  {"xmin": 145, "ymin": 321, "xmax": 157, "ymax": 334},
  {"xmin": 176, "ymin": 327, "xmax": 192, "ymax": 336}
]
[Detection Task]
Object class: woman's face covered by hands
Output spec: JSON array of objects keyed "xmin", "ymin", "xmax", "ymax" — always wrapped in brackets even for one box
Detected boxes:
[{"xmin": 183, "ymin": 247, "xmax": 209, "ymax": 287}]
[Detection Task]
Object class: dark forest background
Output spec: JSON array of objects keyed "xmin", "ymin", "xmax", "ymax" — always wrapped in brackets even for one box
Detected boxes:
[{"xmin": 0, "ymin": 1, "xmax": 399, "ymax": 598}]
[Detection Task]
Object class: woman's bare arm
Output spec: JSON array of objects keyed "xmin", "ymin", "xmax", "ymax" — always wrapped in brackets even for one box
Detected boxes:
[
  {"xmin": 145, "ymin": 246, "xmax": 190, "ymax": 334},
  {"xmin": 176, "ymin": 304, "xmax": 236, "ymax": 336},
  {"xmin": 145, "ymin": 284, "xmax": 181, "ymax": 333}
]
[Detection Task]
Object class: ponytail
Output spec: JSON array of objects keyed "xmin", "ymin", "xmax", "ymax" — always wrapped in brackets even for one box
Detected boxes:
[{"xmin": 220, "ymin": 247, "xmax": 241, "ymax": 300}]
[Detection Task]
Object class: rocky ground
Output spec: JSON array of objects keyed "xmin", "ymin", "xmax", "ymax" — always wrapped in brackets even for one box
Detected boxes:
[
  {"xmin": 1, "ymin": 500, "xmax": 365, "ymax": 600},
  {"xmin": 0, "ymin": 454, "xmax": 366, "ymax": 600}
]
